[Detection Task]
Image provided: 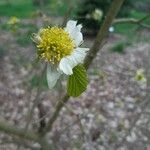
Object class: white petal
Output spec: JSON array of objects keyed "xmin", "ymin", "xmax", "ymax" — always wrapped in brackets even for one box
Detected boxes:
[
  {"xmin": 65, "ymin": 20, "xmax": 77, "ymax": 32},
  {"xmin": 59, "ymin": 47, "xmax": 89, "ymax": 75},
  {"xmin": 70, "ymin": 48, "xmax": 89, "ymax": 65},
  {"xmin": 77, "ymin": 24, "xmax": 82, "ymax": 31},
  {"xmin": 65, "ymin": 20, "xmax": 83, "ymax": 47},
  {"xmin": 47, "ymin": 64, "xmax": 61, "ymax": 89},
  {"xmin": 59, "ymin": 57, "xmax": 73, "ymax": 75}
]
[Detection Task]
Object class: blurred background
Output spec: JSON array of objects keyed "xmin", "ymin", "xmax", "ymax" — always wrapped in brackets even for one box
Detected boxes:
[{"xmin": 0, "ymin": 0, "xmax": 150, "ymax": 150}]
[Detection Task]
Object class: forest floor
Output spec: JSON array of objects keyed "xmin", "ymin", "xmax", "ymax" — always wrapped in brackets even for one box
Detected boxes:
[{"xmin": 0, "ymin": 18, "xmax": 150, "ymax": 150}]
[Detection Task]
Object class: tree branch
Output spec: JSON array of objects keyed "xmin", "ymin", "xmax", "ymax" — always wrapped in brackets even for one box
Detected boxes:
[
  {"xmin": 113, "ymin": 14, "xmax": 150, "ymax": 29},
  {"xmin": 37, "ymin": 103, "xmax": 46, "ymax": 133},
  {"xmin": 0, "ymin": 121, "xmax": 39, "ymax": 142},
  {"xmin": 41, "ymin": 94, "xmax": 70, "ymax": 135},
  {"xmin": 84, "ymin": 0, "xmax": 125, "ymax": 69},
  {"xmin": 24, "ymin": 63, "xmax": 47, "ymax": 131}
]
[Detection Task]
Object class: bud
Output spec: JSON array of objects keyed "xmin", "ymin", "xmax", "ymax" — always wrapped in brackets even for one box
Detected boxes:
[
  {"xmin": 135, "ymin": 69, "xmax": 147, "ymax": 83},
  {"xmin": 91, "ymin": 9, "xmax": 103, "ymax": 21}
]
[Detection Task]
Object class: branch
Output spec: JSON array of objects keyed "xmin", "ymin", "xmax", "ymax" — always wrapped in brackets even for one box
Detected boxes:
[
  {"xmin": 24, "ymin": 63, "xmax": 47, "ymax": 131},
  {"xmin": 0, "ymin": 139, "xmax": 40, "ymax": 150},
  {"xmin": 41, "ymin": 94, "xmax": 70, "ymax": 135},
  {"xmin": 41, "ymin": 0, "xmax": 125, "ymax": 136},
  {"xmin": 138, "ymin": 14, "xmax": 150, "ymax": 23},
  {"xmin": 84, "ymin": 0, "xmax": 125, "ymax": 69},
  {"xmin": 0, "ymin": 121, "xmax": 39, "ymax": 142},
  {"xmin": 113, "ymin": 14, "xmax": 150, "ymax": 29},
  {"xmin": 0, "ymin": 121, "xmax": 53, "ymax": 149},
  {"xmin": 37, "ymin": 103, "xmax": 46, "ymax": 133}
]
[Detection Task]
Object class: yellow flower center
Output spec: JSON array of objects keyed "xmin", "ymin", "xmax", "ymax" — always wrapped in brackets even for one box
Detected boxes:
[{"xmin": 36, "ymin": 27, "xmax": 75, "ymax": 64}]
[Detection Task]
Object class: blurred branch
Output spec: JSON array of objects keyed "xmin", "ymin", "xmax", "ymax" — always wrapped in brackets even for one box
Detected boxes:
[
  {"xmin": 113, "ymin": 14, "xmax": 150, "ymax": 29},
  {"xmin": 41, "ymin": 94, "xmax": 70, "ymax": 135},
  {"xmin": 138, "ymin": 14, "xmax": 150, "ymax": 23},
  {"xmin": 0, "ymin": 139, "xmax": 40, "ymax": 150},
  {"xmin": 41, "ymin": 0, "xmax": 125, "ymax": 136},
  {"xmin": 37, "ymin": 103, "xmax": 46, "ymax": 133},
  {"xmin": 20, "ymin": 63, "xmax": 47, "ymax": 149},
  {"xmin": 84, "ymin": 0, "xmax": 125, "ymax": 69},
  {"xmin": 0, "ymin": 121, "xmax": 54, "ymax": 149},
  {"xmin": 0, "ymin": 121, "xmax": 38, "ymax": 142},
  {"xmin": 24, "ymin": 63, "xmax": 47, "ymax": 131},
  {"xmin": 61, "ymin": 102, "xmax": 86, "ymax": 142}
]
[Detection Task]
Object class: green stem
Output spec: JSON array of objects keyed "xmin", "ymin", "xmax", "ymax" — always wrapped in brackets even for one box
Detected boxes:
[{"xmin": 41, "ymin": 94, "xmax": 69, "ymax": 135}]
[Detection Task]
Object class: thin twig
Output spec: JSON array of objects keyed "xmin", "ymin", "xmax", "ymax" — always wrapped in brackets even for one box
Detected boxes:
[
  {"xmin": 138, "ymin": 14, "xmax": 150, "ymax": 23},
  {"xmin": 61, "ymin": 102, "xmax": 86, "ymax": 142},
  {"xmin": 0, "ymin": 139, "xmax": 39, "ymax": 150},
  {"xmin": 37, "ymin": 103, "xmax": 46, "ymax": 133},
  {"xmin": 0, "ymin": 121, "xmax": 38, "ymax": 141},
  {"xmin": 32, "ymin": 109, "xmax": 51, "ymax": 124},
  {"xmin": 84, "ymin": 0, "xmax": 125, "ymax": 69},
  {"xmin": 113, "ymin": 14, "xmax": 150, "ymax": 29},
  {"xmin": 41, "ymin": 94, "xmax": 70, "ymax": 135},
  {"xmin": 24, "ymin": 63, "xmax": 47, "ymax": 131}
]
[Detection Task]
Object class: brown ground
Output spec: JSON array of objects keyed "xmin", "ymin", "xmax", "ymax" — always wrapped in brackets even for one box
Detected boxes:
[{"xmin": 0, "ymin": 20, "xmax": 150, "ymax": 150}]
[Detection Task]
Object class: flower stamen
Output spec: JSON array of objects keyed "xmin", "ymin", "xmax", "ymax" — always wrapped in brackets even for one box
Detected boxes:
[{"xmin": 36, "ymin": 27, "xmax": 75, "ymax": 64}]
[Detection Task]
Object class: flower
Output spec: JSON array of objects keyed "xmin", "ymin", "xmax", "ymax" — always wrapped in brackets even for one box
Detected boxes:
[
  {"xmin": 135, "ymin": 69, "xmax": 147, "ymax": 83},
  {"xmin": 7, "ymin": 16, "xmax": 20, "ymax": 25},
  {"xmin": 86, "ymin": 9, "xmax": 103, "ymax": 21},
  {"xmin": 33, "ymin": 20, "xmax": 89, "ymax": 88},
  {"xmin": 91, "ymin": 9, "xmax": 103, "ymax": 21}
]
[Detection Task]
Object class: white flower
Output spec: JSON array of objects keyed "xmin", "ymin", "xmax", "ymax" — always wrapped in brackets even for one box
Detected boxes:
[
  {"xmin": 33, "ymin": 20, "xmax": 89, "ymax": 89},
  {"xmin": 92, "ymin": 9, "xmax": 103, "ymax": 21}
]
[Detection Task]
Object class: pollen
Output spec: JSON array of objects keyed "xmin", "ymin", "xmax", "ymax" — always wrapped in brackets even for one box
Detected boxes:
[{"xmin": 36, "ymin": 27, "xmax": 75, "ymax": 64}]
